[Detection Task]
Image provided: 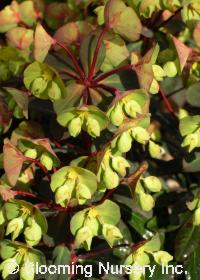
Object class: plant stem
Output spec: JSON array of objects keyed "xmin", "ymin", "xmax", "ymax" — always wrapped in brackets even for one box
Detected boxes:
[
  {"xmin": 159, "ymin": 86, "xmax": 174, "ymax": 113},
  {"xmin": 88, "ymin": 26, "xmax": 109, "ymax": 80},
  {"xmin": 59, "ymin": 69, "xmax": 82, "ymax": 83},
  {"xmin": 96, "ymin": 84, "xmax": 121, "ymax": 97},
  {"xmin": 14, "ymin": 190, "xmax": 71, "ymax": 212},
  {"xmin": 55, "ymin": 40, "xmax": 85, "ymax": 80},
  {"xmin": 78, "ymin": 240, "xmax": 148, "ymax": 261},
  {"xmin": 26, "ymin": 157, "xmax": 51, "ymax": 180},
  {"xmin": 98, "ymin": 162, "xmax": 148, "ymax": 206},
  {"xmin": 155, "ymin": 8, "xmax": 182, "ymax": 31},
  {"xmin": 93, "ymin": 64, "xmax": 136, "ymax": 83}
]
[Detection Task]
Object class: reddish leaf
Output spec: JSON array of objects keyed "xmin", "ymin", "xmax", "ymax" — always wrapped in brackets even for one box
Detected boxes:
[
  {"xmin": 105, "ymin": 0, "xmax": 142, "ymax": 41},
  {"xmin": 0, "ymin": 1, "xmax": 20, "ymax": 33},
  {"xmin": 3, "ymin": 141, "xmax": 26, "ymax": 186},
  {"xmin": 45, "ymin": 3, "xmax": 73, "ymax": 29},
  {"xmin": 135, "ymin": 45, "xmax": 159, "ymax": 91},
  {"xmin": 34, "ymin": 23, "xmax": 55, "ymax": 62},
  {"xmin": 11, "ymin": 121, "xmax": 45, "ymax": 146},
  {"xmin": 0, "ymin": 96, "xmax": 12, "ymax": 133},
  {"xmin": 54, "ymin": 21, "xmax": 94, "ymax": 47},
  {"xmin": 6, "ymin": 27, "xmax": 34, "ymax": 50},
  {"xmin": 172, "ymin": 36, "xmax": 192, "ymax": 72},
  {"xmin": 0, "ymin": 186, "xmax": 15, "ymax": 201}
]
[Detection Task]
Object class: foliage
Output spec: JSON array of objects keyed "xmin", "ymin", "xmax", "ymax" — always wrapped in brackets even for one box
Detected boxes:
[{"xmin": 0, "ymin": 0, "xmax": 200, "ymax": 279}]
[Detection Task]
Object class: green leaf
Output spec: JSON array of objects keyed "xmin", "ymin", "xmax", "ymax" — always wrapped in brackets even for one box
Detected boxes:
[
  {"xmin": 34, "ymin": 23, "xmax": 55, "ymax": 62},
  {"xmin": 47, "ymin": 245, "xmax": 70, "ymax": 280},
  {"xmin": 175, "ymin": 218, "xmax": 200, "ymax": 262},
  {"xmin": 185, "ymin": 245, "xmax": 200, "ymax": 280},
  {"xmin": 4, "ymin": 87, "xmax": 29, "ymax": 119},
  {"xmin": 0, "ymin": 240, "xmax": 17, "ymax": 260},
  {"xmin": 53, "ymin": 83, "xmax": 85, "ymax": 114},
  {"xmin": 186, "ymin": 83, "xmax": 200, "ymax": 108},
  {"xmin": 120, "ymin": 203, "xmax": 153, "ymax": 238},
  {"xmin": 34, "ymin": 207, "xmax": 48, "ymax": 234},
  {"xmin": 70, "ymin": 209, "xmax": 87, "ymax": 235},
  {"xmin": 143, "ymin": 233, "xmax": 161, "ymax": 252},
  {"xmin": 80, "ymin": 33, "xmax": 106, "ymax": 76},
  {"xmin": 105, "ymin": 0, "xmax": 142, "ymax": 42},
  {"xmin": 179, "ymin": 116, "xmax": 200, "ymax": 136}
]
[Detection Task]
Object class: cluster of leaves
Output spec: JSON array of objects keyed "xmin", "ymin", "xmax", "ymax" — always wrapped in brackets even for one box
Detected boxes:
[{"xmin": 0, "ymin": 0, "xmax": 200, "ymax": 279}]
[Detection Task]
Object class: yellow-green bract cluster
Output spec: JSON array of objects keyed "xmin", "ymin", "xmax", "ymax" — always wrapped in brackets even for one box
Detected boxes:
[
  {"xmin": 149, "ymin": 62, "xmax": 178, "ymax": 94},
  {"xmin": 0, "ymin": 240, "xmax": 45, "ymax": 280},
  {"xmin": 125, "ymin": 234, "xmax": 173, "ymax": 280},
  {"xmin": 0, "ymin": 47, "xmax": 26, "ymax": 81},
  {"xmin": 57, "ymin": 105, "xmax": 109, "ymax": 138},
  {"xmin": 17, "ymin": 138, "xmax": 60, "ymax": 171},
  {"xmin": 111, "ymin": 126, "xmax": 150, "ymax": 153},
  {"xmin": 50, "ymin": 166, "xmax": 98, "ymax": 206},
  {"xmin": 135, "ymin": 176, "xmax": 162, "ymax": 212},
  {"xmin": 70, "ymin": 200, "xmax": 122, "ymax": 250},
  {"xmin": 24, "ymin": 61, "xmax": 66, "ymax": 101},
  {"xmin": 0, "ymin": 200, "xmax": 47, "ymax": 247},
  {"xmin": 107, "ymin": 89, "xmax": 148, "ymax": 126},
  {"xmin": 179, "ymin": 115, "xmax": 200, "ymax": 152},
  {"xmin": 97, "ymin": 149, "xmax": 130, "ymax": 191}
]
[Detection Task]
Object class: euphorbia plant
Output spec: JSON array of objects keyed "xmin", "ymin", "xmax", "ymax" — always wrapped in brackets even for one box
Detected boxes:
[{"xmin": 0, "ymin": 0, "xmax": 200, "ymax": 279}]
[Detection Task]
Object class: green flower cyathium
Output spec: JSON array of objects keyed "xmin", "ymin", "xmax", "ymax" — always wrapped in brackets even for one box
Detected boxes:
[
  {"xmin": 107, "ymin": 89, "xmax": 148, "ymax": 126},
  {"xmin": 135, "ymin": 176, "xmax": 162, "ymax": 212},
  {"xmin": 0, "ymin": 240, "xmax": 46, "ymax": 280},
  {"xmin": 17, "ymin": 138, "xmax": 60, "ymax": 171},
  {"xmin": 57, "ymin": 105, "xmax": 109, "ymax": 138},
  {"xmin": 97, "ymin": 149, "xmax": 130, "ymax": 192},
  {"xmin": 70, "ymin": 200, "xmax": 122, "ymax": 250},
  {"xmin": 149, "ymin": 64, "xmax": 166, "ymax": 95},
  {"xmin": 0, "ymin": 47, "xmax": 26, "ymax": 81},
  {"xmin": 111, "ymin": 125, "xmax": 150, "ymax": 155},
  {"xmin": 24, "ymin": 218, "xmax": 42, "ymax": 246},
  {"xmin": 125, "ymin": 234, "xmax": 173, "ymax": 280},
  {"xmin": 3, "ymin": 200, "xmax": 47, "ymax": 246},
  {"xmin": 179, "ymin": 115, "xmax": 200, "ymax": 153},
  {"xmin": 50, "ymin": 166, "xmax": 98, "ymax": 206},
  {"xmin": 163, "ymin": 61, "xmax": 178, "ymax": 78},
  {"xmin": 23, "ymin": 61, "xmax": 66, "ymax": 101}
]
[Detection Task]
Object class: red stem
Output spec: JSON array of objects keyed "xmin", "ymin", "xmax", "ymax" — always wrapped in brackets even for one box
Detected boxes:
[
  {"xmin": 55, "ymin": 40, "xmax": 85, "ymax": 81},
  {"xmin": 88, "ymin": 26, "xmax": 109, "ymax": 81},
  {"xmin": 14, "ymin": 190, "xmax": 71, "ymax": 212},
  {"xmin": 93, "ymin": 64, "xmax": 136, "ymax": 83},
  {"xmin": 59, "ymin": 69, "xmax": 82, "ymax": 83},
  {"xmin": 26, "ymin": 157, "xmax": 51, "ymax": 181},
  {"xmin": 78, "ymin": 240, "xmax": 148, "ymax": 261},
  {"xmin": 99, "ymin": 188, "xmax": 117, "ymax": 205},
  {"xmin": 159, "ymin": 86, "xmax": 174, "ymax": 113},
  {"xmin": 96, "ymin": 84, "xmax": 121, "ymax": 97}
]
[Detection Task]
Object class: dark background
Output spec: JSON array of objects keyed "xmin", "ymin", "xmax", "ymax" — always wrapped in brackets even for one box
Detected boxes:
[{"xmin": 0, "ymin": 0, "xmax": 11, "ymax": 9}]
